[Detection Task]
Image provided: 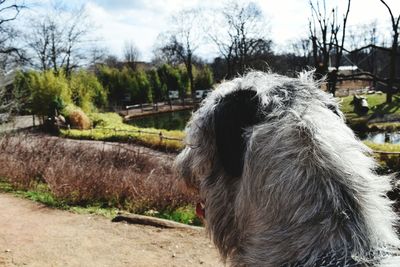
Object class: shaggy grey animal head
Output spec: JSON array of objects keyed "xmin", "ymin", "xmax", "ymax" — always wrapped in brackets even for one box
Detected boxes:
[{"xmin": 174, "ymin": 71, "xmax": 400, "ymax": 266}]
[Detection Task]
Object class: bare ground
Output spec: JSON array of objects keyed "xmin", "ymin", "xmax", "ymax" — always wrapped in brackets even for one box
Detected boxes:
[
  {"xmin": 0, "ymin": 116, "xmax": 34, "ymax": 133},
  {"xmin": 0, "ymin": 193, "xmax": 223, "ymax": 267}
]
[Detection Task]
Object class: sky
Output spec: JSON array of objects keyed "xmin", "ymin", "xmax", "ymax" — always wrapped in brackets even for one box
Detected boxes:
[{"xmin": 19, "ymin": 0, "xmax": 400, "ymax": 62}]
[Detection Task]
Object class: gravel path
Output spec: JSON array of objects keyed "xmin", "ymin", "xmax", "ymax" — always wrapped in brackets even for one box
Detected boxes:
[{"xmin": 0, "ymin": 116, "xmax": 34, "ymax": 133}]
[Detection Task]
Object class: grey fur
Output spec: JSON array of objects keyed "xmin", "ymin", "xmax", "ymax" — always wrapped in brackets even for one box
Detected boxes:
[{"xmin": 174, "ymin": 71, "xmax": 400, "ymax": 266}]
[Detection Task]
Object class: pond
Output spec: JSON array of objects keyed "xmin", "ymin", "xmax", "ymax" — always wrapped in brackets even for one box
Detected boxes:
[
  {"xmin": 126, "ymin": 110, "xmax": 193, "ymax": 131},
  {"xmin": 128, "ymin": 111, "xmax": 400, "ymax": 144},
  {"xmin": 362, "ymin": 132, "xmax": 400, "ymax": 144}
]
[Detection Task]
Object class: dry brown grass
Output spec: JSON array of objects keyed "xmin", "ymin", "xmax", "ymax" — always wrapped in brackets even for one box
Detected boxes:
[
  {"xmin": 68, "ymin": 109, "xmax": 91, "ymax": 130},
  {"xmin": 0, "ymin": 133, "xmax": 196, "ymax": 213}
]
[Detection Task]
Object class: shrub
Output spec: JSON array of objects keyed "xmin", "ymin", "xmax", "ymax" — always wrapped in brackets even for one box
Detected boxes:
[
  {"xmin": 147, "ymin": 69, "xmax": 165, "ymax": 102},
  {"xmin": 28, "ymin": 70, "xmax": 71, "ymax": 117},
  {"xmin": 194, "ymin": 65, "xmax": 214, "ymax": 91},
  {"xmin": 157, "ymin": 64, "xmax": 185, "ymax": 98},
  {"xmin": 69, "ymin": 70, "xmax": 108, "ymax": 113},
  {"xmin": 14, "ymin": 70, "xmax": 108, "ymax": 118},
  {"xmin": 63, "ymin": 105, "xmax": 91, "ymax": 130},
  {"xmin": 0, "ymin": 134, "xmax": 196, "ymax": 214},
  {"xmin": 134, "ymin": 70, "xmax": 152, "ymax": 103}
]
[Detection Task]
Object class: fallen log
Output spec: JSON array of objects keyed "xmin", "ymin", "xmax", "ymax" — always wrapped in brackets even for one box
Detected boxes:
[{"xmin": 112, "ymin": 213, "xmax": 203, "ymax": 230}]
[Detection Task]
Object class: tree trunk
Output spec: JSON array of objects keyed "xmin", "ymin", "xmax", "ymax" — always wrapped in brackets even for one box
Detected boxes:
[
  {"xmin": 187, "ymin": 52, "xmax": 195, "ymax": 101},
  {"xmin": 51, "ymin": 32, "xmax": 58, "ymax": 74},
  {"xmin": 387, "ymin": 32, "xmax": 398, "ymax": 103},
  {"xmin": 65, "ymin": 48, "xmax": 72, "ymax": 78}
]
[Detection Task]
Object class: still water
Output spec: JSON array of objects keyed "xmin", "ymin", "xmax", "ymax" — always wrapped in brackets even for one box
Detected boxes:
[
  {"xmin": 127, "ymin": 110, "xmax": 192, "ymax": 131},
  {"xmin": 363, "ymin": 132, "xmax": 400, "ymax": 144},
  {"xmin": 128, "ymin": 110, "xmax": 400, "ymax": 144}
]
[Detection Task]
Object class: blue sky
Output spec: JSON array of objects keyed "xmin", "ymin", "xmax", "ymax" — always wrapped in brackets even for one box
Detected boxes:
[{"xmin": 19, "ymin": 0, "xmax": 400, "ymax": 62}]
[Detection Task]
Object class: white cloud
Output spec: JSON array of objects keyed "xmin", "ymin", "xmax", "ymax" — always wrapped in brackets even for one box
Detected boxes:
[{"xmin": 19, "ymin": 0, "xmax": 400, "ymax": 62}]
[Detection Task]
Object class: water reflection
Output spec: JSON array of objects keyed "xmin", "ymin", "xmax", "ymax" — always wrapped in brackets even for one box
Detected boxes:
[
  {"xmin": 126, "ymin": 110, "xmax": 192, "ymax": 131},
  {"xmin": 364, "ymin": 132, "xmax": 400, "ymax": 144},
  {"xmin": 128, "ymin": 111, "xmax": 400, "ymax": 144}
]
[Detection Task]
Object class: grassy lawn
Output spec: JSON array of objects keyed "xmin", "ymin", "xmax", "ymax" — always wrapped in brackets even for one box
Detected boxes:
[
  {"xmin": 363, "ymin": 141, "xmax": 400, "ymax": 153},
  {"xmin": 340, "ymin": 93, "xmax": 400, "ymax": 154},
  {"xmin": 340, "ymin": 93, "xmax": 387, "ymax": 115},
  {"xmin": 340, "ymin": 93, "xmax": 400, "ymax": 122},
  {"xmin": 60, "ymin": 112, "xmax": 185, "ymax": 151}
]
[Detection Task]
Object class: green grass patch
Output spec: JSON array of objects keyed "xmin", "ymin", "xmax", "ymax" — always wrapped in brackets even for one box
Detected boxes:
[
  {"xmin": 153, "ymin": 206, "xmax": 202, "ymax": 226},
  {"xmin": 0, "ymin": 180, "xmax": 66, "ymax": 208},
  {"xmin": 0, "ymin": 179, "xmax": 121, "ymax": 219},
  {"xmin": 340, "ymin": 93, "xmax": 400, "ymax": 132},
  {"xmin": 60, "ymin": 112, "xmax": 185, "ymax": 151},
  {"xmin": 364, "ymin": 141, "xmax": 400, "ymax": 153},
  {"xmin": 340, "ymin": 93, "xmax": 388, "ymax": 116},
  {"xmin": 362, "ymin": 142, "xmax": 400, "ymax": 173}
]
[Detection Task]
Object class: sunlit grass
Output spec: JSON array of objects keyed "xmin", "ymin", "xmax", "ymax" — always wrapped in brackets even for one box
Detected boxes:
[
  {"xmin": 340, "ymin": 93, "xmax": 400, "ymax": 118},
  {"xmin": 340, "ymin": 93, "xmax": 400, "ymax": 131},
  {"xmin": 364, "ymin": 141, "xmax": 400, "ymax": 153},
  {"xmin": 0, "ymin": 180, "xmax": 67, "ymax": 209},
  {"xmin": 340, "ymin": 93, "xmax": 388, "ymax": 115},
  {"xmin": 60, "ymin": 112, "xmax": 185, "ymax": 151}
]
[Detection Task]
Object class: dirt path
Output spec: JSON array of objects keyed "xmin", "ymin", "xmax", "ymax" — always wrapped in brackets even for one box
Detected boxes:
[
  {"xmin": 0, "ymin": 116, "xmax": 34, "ymax": 133},
  {"xmin": 0, "ymin": 194, "xmax": 223, "ymax": 267}
]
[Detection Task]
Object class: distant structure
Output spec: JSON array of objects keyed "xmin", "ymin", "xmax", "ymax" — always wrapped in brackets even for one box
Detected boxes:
[
  {"xmin": 0, "ymin": 69, "xmax": 18, "ymax": 100},
  {"xmin": 324, "ymin": 65, "xmax": 372, "ymax": 96}
]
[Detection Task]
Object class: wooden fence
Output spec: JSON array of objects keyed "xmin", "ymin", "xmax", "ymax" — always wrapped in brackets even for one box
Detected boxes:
[
  {"xmin": 62, "ymin": 126, "xmax": 400, "ymax": 157},
  {"xmin": 66, "ymin": 125, "xmax": 184, "ymax": 142}
]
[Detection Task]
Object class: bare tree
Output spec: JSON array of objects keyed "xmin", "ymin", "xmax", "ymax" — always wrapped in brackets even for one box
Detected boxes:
[
  {"xmin": 338, "ymin": 1, "xmax": 400, "ymax": 103},
  {"xmin": 308, "ymin": 0, "xmax": 351, "ymax": 96},
  {"xmin": 25, "ymin": 4, "xmax": 90, "ymax": 77},
  {"xmin": 89, "ymin": 46, "xmax": 107, "ymax": 63},
  {"xmin": 345, "ymin": 22, "xmax": 381, "ymax": 86},
  {"xmin": 63, "ymin": 8, "xmax": 89, "ymax": 76},
  {"xmin": 379, "ymin": 0, "xmax": 400, "ymax": 103},
  {"xmin": 123, "ymin": 40, "xmax": 140, "ymax": 69},
  {"xmin": 0, "ymin": 70, "xmax": 27, "ymax": 120},
  {"xmin": 104, "ymin": 54, "xmax": 119, "ymax": 68},
  {"xmin": 290, "ymin": 38, "xmax": 313, "ymax": 67},
  {"xmin": 347, "ymin": 22, "xmax": 380, "ymax": 52},
  {"xmin": 156, "ymin": 9, "xmax": 201, "ymax": 100},
  {"xmin": 208, "ymin": 1, "xmax": 271, "ymax": 78},
  {"xmin": 27, "ymin": 17, "xmax": 53, "ymax": 71},
  {"xmin": 0, "ymin": 0, "xmax": 26, "ymax": 69},
  {"xmin": 0, "ymin": 1, "xmax": 26, "ymax": 121},
  {"xmin": 0, "ymin": 84, "xmax": 10, "ymax": 115}
]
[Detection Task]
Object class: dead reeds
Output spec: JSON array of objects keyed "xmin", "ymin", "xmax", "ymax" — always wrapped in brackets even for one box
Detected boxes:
[{"xmin": 0, "ymin": 133, "xmax": 196, "ymax": 213}]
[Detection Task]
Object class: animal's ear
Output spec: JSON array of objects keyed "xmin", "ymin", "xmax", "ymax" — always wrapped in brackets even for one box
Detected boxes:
[{"xmin": 214, "ymin": 89, "xmax": 262, "ymax": 178}]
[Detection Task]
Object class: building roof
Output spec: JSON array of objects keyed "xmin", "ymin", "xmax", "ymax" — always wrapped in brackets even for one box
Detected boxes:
[{"xmin": 0, "ymin": 69, "xmax": 17, "ymax": 88}]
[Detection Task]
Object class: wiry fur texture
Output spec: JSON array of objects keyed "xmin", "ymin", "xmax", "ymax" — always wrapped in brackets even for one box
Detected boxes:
[{"xmin": 175, "ymin": 71, "xmax": 400, "ymax": 266}]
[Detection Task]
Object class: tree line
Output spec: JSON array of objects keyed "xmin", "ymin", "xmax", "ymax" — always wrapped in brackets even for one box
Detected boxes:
[
  {"xmin": 1, "ymin": 0, "xmax": 400, "ymax": 116},
  {"xmin": 96, "ymin": 63, "xmax": 213, "ymax": 106}
]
